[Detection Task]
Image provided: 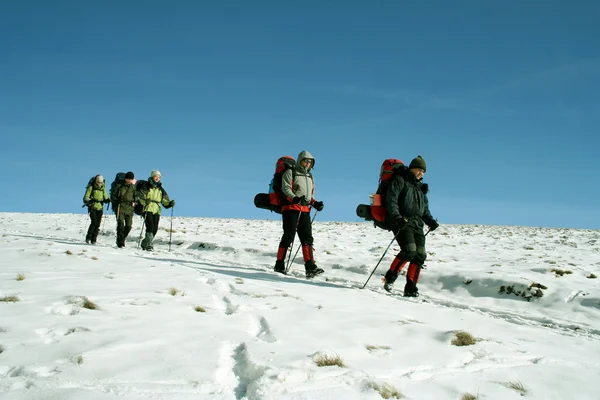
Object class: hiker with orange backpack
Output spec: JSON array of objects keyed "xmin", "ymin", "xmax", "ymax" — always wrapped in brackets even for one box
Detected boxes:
[
  {"xmin": 383, "ymin": 156, "xmax": 439, "ymax": 296},
  {"xmin": 274, "ymin": 150, "xmax": 325, "ymax": 278}
]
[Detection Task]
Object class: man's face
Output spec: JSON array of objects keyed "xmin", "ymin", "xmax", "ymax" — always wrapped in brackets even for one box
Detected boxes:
[
  {"xmin": 410, "ymin": 168, "xmax": 425, "ymax": 180},
  {"xmin": 125, "ymin": 178, "xmax": 133, "ymax": 184},
  {"xmin": 152, "ymin": 175, "xmax": 160, "ymax": 183}
]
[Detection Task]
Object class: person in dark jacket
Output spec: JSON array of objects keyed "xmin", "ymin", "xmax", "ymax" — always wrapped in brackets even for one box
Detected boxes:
[
  {"xmin": 111, "ymin": 171, "xmax": 136, "ymax": 248},
  {"xmin": 274, "ymin": 150, "xmax": 325, "ymax": 278},
  {"xmin": 83, "ymin": 174, "xmax": 110, "ymax": 244},
  {"xmin": 136, "ymin": 170, "xmax": 175, "ymax": 251},
  {"xmin": 383, "ymin": 156, "xmax": 439, "ymax": 296}
]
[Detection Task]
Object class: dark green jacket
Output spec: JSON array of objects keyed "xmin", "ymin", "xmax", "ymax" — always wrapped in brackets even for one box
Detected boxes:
[
  {"xmin": 111, "ymin": 182, "xmax": 136, "ymax": 215},
  {"xmin": 385, "ymin": 168, "xmax": 435, "ymax": 229},
  {"xmin": 136, "ymin": 179, "xmax": 172, "ymax": 215}
]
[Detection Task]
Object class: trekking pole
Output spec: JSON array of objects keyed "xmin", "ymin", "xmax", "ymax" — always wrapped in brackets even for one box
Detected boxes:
[
  {"xmin": 361, "ymin": 230, "xmax": 401, "ymax": 289},
  {"xmin": 287, "ymin": 210, "xmax": 319, "ymax": 270},
  {"xmin": 137, "ymin": 214, "xmax": 146, "ymax": 250},
  {"xmin": 285, "ymin": 210, "xmax": 303, "ymax": 274},
  {"xmin": 168, "ymin": 206, "xmax": 174, "ymax": 252}
]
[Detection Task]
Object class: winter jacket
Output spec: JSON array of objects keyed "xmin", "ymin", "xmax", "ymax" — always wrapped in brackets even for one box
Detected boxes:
[
  {"xmin": 136, "ymin": 179, "xmax": 172, "ymax": 216},
  {"xmin": 83, "ymin": 182, "xmax": 109, "ymax": 211},
  {"xmin": 111, "ymin": 182, "xmax": 136, "ymax": 215},
  {"xmin": 385, "ymin": 168, "xmax": 435, "ymax": 230},
  {"xmin": 281, "ymin": 150, "xmax": 315, "ymax": 213}
]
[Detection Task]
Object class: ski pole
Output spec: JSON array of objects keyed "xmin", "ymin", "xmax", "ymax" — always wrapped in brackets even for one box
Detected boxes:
[
  {"xmin": 361, "ymin": 230, "xmax": 401, "ymax": 289},
  {"xmin": 287, "ymin": 210, "xmax": 319, "ymax": 270},
  {"xmin": 137, "ymin": 214, "xmax": 146, "ymax": 250},
  {"xmin": 285, "ymin": 209, "xmax": 303, "ymax": 273},
  {"xmin": 168, "ymin": 206, "xmax": 174, "ymax": 252}
]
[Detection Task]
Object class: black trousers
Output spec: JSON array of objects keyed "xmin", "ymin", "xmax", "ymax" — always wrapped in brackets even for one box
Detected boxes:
[
  {"xmin": 86, "ymin": 209, "xmax": 103, "ymax": 242},
  {"xmin": 393, "ymin": 224, "xmax": 427, "ymax": 265},
  {"xmin": 144, "ymin": 213, "xmax": 160, "ymax": 236},
  {"xmin": 116, "ymin": 211, "xmax": 133, "ymax": 246},
  {"xmin": 278, "ymin": 210, "xmax": 313, "ymax": 249}
]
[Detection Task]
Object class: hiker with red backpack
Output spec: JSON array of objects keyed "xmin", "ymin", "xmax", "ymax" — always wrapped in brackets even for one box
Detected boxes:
[
  {"xmin": 274, "ymin": 150, "xmax": 325, "ymax": 278},
  {"xmin": 83, "ymin": 174, "xmax": 110, "ymax": 244},
  {"xmin": 383, "ymin": 156, "xmax": 439, "ymax": 296}
]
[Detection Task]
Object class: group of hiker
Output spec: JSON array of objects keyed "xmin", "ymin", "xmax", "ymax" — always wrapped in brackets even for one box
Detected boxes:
[
  {"xmin": 82, "ymin": 151, "xmax": 439, "ymax": 297},
  {"xmin": 82, "ymin": 170, "xmax": 175, "ymax": 251}
]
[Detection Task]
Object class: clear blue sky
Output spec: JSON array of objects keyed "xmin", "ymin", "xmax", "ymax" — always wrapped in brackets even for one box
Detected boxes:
[{"xmin": 1, "ymin": 1, "xmax": 598, "ymax": 229}]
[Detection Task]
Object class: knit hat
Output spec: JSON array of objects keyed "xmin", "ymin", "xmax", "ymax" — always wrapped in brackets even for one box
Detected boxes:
[
  {"xmin": 95, "ymin": 175, "xmax": 104, "ymax": 183},
  {"xmin": 409, "ymin": 155, "xmax": 426, "ymax": 172},
  {"xmin": 125, "ymin": 171, "xmax": 135, "ymax": 179},
  {"xmin": 151, "ymin": 170, "xmax": 161, "ymax": 178}
]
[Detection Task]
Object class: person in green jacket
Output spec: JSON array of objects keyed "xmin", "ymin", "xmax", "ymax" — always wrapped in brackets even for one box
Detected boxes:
[
  {"xmin": 136, "ymin": 170, "xmax": 175, "ymax": 251},
  {"xmin": 111, "ymin": 171, "xmax": 136, "ymax": 248},
  {"xmin": 83, "ymin": 174, "xmax": 110, "ymax": 244}
]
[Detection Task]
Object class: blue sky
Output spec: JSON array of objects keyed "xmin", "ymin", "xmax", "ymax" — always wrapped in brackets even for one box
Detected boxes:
[{"xmin": 1, "ymin": 0, "xmax": 598, "ymax": 228}]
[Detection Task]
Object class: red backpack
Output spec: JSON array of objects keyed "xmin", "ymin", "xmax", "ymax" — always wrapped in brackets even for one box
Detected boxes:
[
  {"xmin": 356, "ymin": 158, "xmax": 404, "ymax": 229},
  {"xmin": 254, "ymin": 156, "xmax": 297, "ymax": 214}
]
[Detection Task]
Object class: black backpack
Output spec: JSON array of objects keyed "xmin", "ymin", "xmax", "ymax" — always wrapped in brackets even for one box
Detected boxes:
[
  {"xmin": 109, "ymin": 172, "xmax": 127, "ymax": 213},
  {"xmin": 254, "ymin": 156, "xmax": 297, "ymax": 214}
]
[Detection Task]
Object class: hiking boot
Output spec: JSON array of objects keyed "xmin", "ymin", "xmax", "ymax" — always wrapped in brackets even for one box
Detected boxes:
[
  {"xmin": 383, "ymin": 269, "xmax": 398, "ymax": 292},
  {"xmin": 383, "ymin": 281, "xmax": 394, "ymax": 293},
  {"xmin": 305, "ymin": 261, "xmax": 324, "ymax": 279},
  {"xmin": 403, "ymin": 290, "xmax": 419, "ymax": 298},
  {"xmin": 274, "ymin": 260, "xmax": 286, "ymax": 274},
  {"xmin": 403, "ymin": 281, "xmax": 419, "ymax": 297},
  {"xmin": 85, "ymin": 239, "xmax": 90, "ymax": 244}
]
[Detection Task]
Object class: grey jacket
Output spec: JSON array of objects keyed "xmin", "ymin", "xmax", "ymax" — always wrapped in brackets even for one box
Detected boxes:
[{"xmin": 282, "ymin": 150, "xmax": 315, "ymax": 203}]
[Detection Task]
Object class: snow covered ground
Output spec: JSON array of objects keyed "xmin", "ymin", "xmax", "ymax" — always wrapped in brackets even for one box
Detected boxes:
[{"xmin": 1, "ymin": 212, "xmax": 599, "ymax": 400}]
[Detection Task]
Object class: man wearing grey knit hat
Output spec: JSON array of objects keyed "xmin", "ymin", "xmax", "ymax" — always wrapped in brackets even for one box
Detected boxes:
[
  {"xmin": 135, "ymin": 170, "xmax": 175, "ymax": 251},
  {"xmin": 382, "ymin": 155, "xmax": 439, "ymax": 297}
]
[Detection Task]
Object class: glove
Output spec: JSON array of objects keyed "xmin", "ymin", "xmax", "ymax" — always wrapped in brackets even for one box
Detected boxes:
[
  {"xmin": 169, "ymin": 200, "xmax": 176, "ymax": 208},
  {"xmin": 104, "ymin": 199, "xmax": 111, "ymax": 204},
  {"xmin": 292, "ymin": 195, "xmax": 308, "ymax": 206},
  {"xmin": 428, "ymin": 220, "xmax": 440, "ymax": 232},
  {"xmin": 313, "ymin": 201, "xmax": 324, "ymax": 211},
  {"xmin": 393, "ymin": 216, "xmax": 407, "ymax": 230}
]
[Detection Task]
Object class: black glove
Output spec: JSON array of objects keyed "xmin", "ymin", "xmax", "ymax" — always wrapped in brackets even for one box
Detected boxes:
[
  {"xmin": 292, "ymin": 195, "xmax": 308, "ymax": 206},
  {"xmin": 313, "ymin": 201, "xmax": 324, "ymax": 211},
  {"xmin": 104, "ymin": 199, "xmax": 111, "ymax": 204},
  {"xmin": 169, "ymin": 200, "xmax": 176, "ymax": 208},
  {"xmin": 428, "ymin": 220, "xmax": 440, "ymax": 231},
  {"xmin": 393, "ymin": 216, "xmax": 407, "ymax": 230}
]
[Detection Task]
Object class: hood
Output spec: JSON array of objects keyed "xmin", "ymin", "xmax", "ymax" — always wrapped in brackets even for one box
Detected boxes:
[{"xmin": 297, "ymin": 150, "xmax": 315, "ymax": 170}]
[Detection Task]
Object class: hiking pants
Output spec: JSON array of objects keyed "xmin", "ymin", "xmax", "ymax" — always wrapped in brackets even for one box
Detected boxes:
[
  {"xmin": 393, "ymin": 225, "xmax": 427, "ymax": 266},
  {"xmin": 116, "ymin": 211, "xmax": 133, "ymax": 246},
  {"xmin": 144, "ymin": 213, "xmax": 161, "ymax": 236},
  {"xmin": 278, "ymin": 210, "xmax": 313, "ymax": 249},
  {"xmin": 86, "ymin": 209, "xmax": 103, "ymax": 242}
]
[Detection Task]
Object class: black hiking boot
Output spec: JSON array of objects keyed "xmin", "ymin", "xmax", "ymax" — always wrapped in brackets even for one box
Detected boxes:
[
  {"xmin": 403, "ymin": 281, "xmax": 419, "ymax": 297},
  {"xmin": 305, "ymin": 261, "xmax": 324, "ymax": 279},
  {"xmin": 274, "ymin": 260, "xmax": 286, "ymax": 274},
  {"xmin": 383, "ymin": 270, "xmax": 398, "ymax": 293}
]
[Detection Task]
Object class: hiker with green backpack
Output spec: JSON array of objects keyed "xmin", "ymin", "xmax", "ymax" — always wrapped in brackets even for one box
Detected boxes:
[
  {"xmin": 110, "ymin": 171, "xmax": 136, "ymax": 248},
  {"xmin": 135, "ymin": 170, "xmax": 175, "ymax": 251},
  {"xmin": 83, "ymin": 174, "xmax": 110, "ymax": 244}
]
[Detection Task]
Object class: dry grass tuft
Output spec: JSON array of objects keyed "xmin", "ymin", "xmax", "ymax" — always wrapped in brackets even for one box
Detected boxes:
[
  {"xmin": 65, "ymin": 250, "xmax": 74, "ymax": 255},
  {"xmin": 91, "ymin": 256, "xmax": 99, "ymax": 260},
  {"xmin": 551, "ymin": 268, "xmax": 573, "ymax": 276},
  {"xmin": 0, "ymin": 344, "xmax": 4, "ymax": 354},
  {"xmin": 365, "ymin": 344, "xmax": 391, "ymax": 351},
  {"xmin": 367, "ymin": 381, "xmax": 403, "ymax": 399},
  {"xmin": 194, "ymin": 305, "xmax": 206, "ymax": 312},
  {"xmin": 16, "ymin": 273, "xmax": 26, "ymax": 281},
  {"xmin": 168, "ymin": 287, "xmax": 179, "ymax": 296},
  {"xmin": 235, "ymin": 278, "xmax": 244, "ymax": 284},
  {"xmin": 0, "ymin": 295, "xmax": 20, "ymax": 303},
  {"xmin": 501, "ymin": 380, "xmax": 527, "ymax": 395},
  {"xmin": 81, "ymin": 297, "xmax": 98, "ymax": 310},
  {"xmin": 451, "ymin": 331, "xmax": 476, "ymax": 346},
  {"xmin": 461, "ymin": 393, "xmax": 478, "ymax": 400},
  {"xmin": 587, "ymin": 273, "xmax": 597, "ymax": 279},
  {"xmin": 314, "ymin": 354, "xmax": 346, "ymax": 368},
  {"xmin": 72, "ymin": 354, "xmax": 84, "ymax": 364}
]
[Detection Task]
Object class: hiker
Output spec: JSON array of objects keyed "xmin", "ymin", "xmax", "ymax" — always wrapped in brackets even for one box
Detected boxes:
[
  {"xmin": 136, "ymin": 170, "xmax": 175, "ymax": 251},
  {"xmin": 274, "ymin": 150, "xmax": 325, "ymax": 278},
  {"xmin": 111, "ymin": 171, "xmax": 136, "ymax": 248},
  {"xmin": 83, "ymin": 174, "xmax": 110, "ymax": 244},
  {"xmin": 383, "ymin": 156, "xmax": 439, "ymax": 296}
]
